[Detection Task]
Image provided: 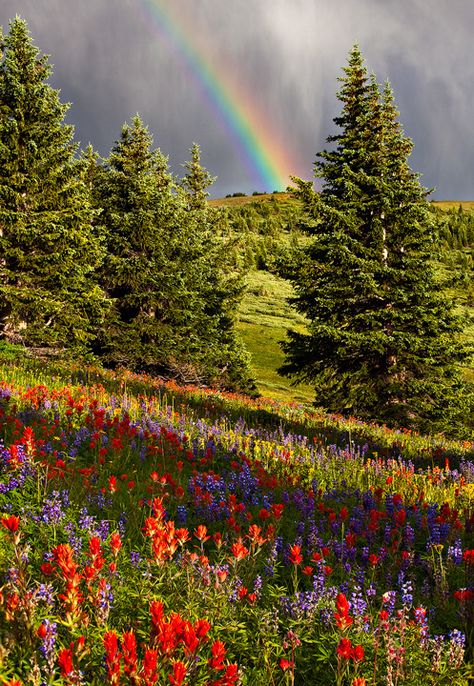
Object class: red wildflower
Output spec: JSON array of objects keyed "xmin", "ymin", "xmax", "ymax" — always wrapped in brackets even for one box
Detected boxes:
[
  {"xmin": 463, "ymin": 549, "xmax": 474, "ymax": 565},
  {"xmin": 279, "ymin": 658, "xmax": 294, "ymax": 670},
  {"xmin": 182, "ymin": 622, "xmax": 199, "ymax": 654},
  {"xmin": 150, "ymin": 600, "xmax": 164, "ymax": 632},
  {"xmin": 237, "ymin": 586, "xmax": 248, "ymax": 600},
  {"xmin": 37, "ymin": 622, "xmax": 48, "ymax": 639},
  {"xmin": 336, "ymin": 637, "xmax": 353, "ymax": 660},
  {"xmin": 209, "ymin": 640, "xmax": 226, "ymax": 670},
  {"xmin": 395, "ymin": 509, "xmax": 406, "ymax": 526},
  {"xmin": 110, "ymin": 532, "xmax": 122, "ymax": 556},
  {"xmin": 352, "ymin": 679, "xmax": 367, "ymax": 686},
  {"xmin": 40, "ymin": 562, "xmax": 55, "ymax": 576},
  {"xmin": 247, "ymin": 524, "xmax": 266, "ymax": 546},
  {"xmin": 142, "ymin": 648, "xmax": 158, "ymax": 686},
  {"xmin": 271, "ymin": 503, "xmax": 284, "ymax": 518},
  {"xmin": 454, "ymin": 589, "xmax": 474, "ymax": 603},
  {"xmin": 104, "ymin": 631, "xmax": 121, "ymax": 685},
  {"xmin": 122, "ymin": 630, "xmax": 138, "ymax": 678},
  {"xmin": 195, "ymin": 525, "xmax": 210, "ymax": 542},
  {"xmin": 194, "ymin": 617, "xmax": 211, "ymax": 641},
  {"xmin": 169, "ymin": 661, "xmax": 187, "ymax": 686},
  {"xmin": 345, "ymin": 532, "xmax": 357, "ymax": 548},
  {"xmin": 175, "ymin": 528, "xmax": 190, "ymax": 544},
  {"xmin": 230, "ymin": 541, "xmax": 249, "ymax": 561},
  {"xmin": 53, "ymin": 544, "xmax": 77, "ymax": 578},
  {"xmin": 1, "ymin": 515, "xmax": 20, "ymax": 540},
  {"xmin": 289, "ymin": 544, "xmax": 303, "ymax": 565},
  {"xmin": 335, "ymin": 592, "xmax": 353, "ymax": 629},
  {"xmin": 351, "ymin": 644, "xmax": 365, "ymax": 662},
  {"xmin": 58, "ymin": 648, "xmax": 74, "ymax": 676},
  {"xmin": 368, "ymin": 553, "xmax": 380, "ymax": 567}
]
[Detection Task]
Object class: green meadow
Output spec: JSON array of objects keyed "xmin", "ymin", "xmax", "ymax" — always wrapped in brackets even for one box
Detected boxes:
[{"xmin": 211, "ymin": 194, "xmax": 474, "ymax": 406}]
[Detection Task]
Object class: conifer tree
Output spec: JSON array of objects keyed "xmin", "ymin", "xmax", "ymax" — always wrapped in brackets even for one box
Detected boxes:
[
  {"xmin": 281, "ymin": 46, "xmax": 472, "ymax": 433},
  {"xmin": 181, "ymin": 143, "xmax": 216, "ymax": 210},
  {"xmin": 93, "ymin": 117, "xmax": 254, "ymax": 391},
  {"xmin": 0, "ymin": 17, "xmax": 105, "ymax": 349}
]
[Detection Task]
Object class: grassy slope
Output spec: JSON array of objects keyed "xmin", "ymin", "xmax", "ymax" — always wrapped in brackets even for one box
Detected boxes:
[
  {"xmin": 211, "ymin": 193, "xmax": 474, "ymax": 212},
  {"xmin": 212, "ymin": 194, "xmax": 474, "ymax": 404},
  {"xmin": 237, "ymin": 271, "xmax": 314, "ymax": 403}
]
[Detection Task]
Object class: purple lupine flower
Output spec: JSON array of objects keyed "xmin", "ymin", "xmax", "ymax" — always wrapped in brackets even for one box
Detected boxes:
[
  {"xmin": 430, "ymin": 635, "xmax": 445, "ymax": 673},
  {"xmin": 350, "ymin": 586, "xmax": 367, "ymax": 617},
  {"xmin": 404, "ymin": 524, "xmax": 415, "ymax": 547},
  {"xmin": 64, "ymin": 523, "xmax": 83, "ymax": 554},
  {"xmin": 38, "ymin": 619, "xmax": 57, "ymax": 674},
  {"xmin": 96, "ymin": 519, "xmax": 110, "ymax": 541},
  {"xmin": 97, "ymin": 579, "xmax": 113, "ymax": 623},
  {"xmin": 382, "ymin": 590, "xmax": 397, "ymax": 616},
  {"xmin": 413, "ymin": 606, "xmax": 428, "ymax": 638},
  {"xmin": 447, "ymin": 540, "xmax": 463, "ymax": 565},
  {"xmin": 40, "ymin": 491, "xmax": 65, "ymax": 525},
  {"xmin": 401, "ymin": 580, "xmax": 413, "ymax": 606},
  {"xmin": 36, "ymin": 584, "xmax": 55, "ymax": 607},
  {"xmin": 130, "ymin": 551, "xmax": 141, "ymax": 567},
  {"xmin": 78, "ymin": 508, "xmax": 96, "ymax": 532},
  {"xmin": 448, "ymin": 630, "xmax": 465, "ymax": 668}
]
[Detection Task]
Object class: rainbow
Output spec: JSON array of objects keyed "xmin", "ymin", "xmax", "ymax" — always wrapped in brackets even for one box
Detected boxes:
[{"xmin": 138, "ymin": 0, "xmax": 301, "ymax": 191}]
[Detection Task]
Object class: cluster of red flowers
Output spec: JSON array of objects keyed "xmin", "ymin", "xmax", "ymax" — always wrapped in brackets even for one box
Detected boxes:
[
  {"xmin": 52, "ymin": 543, "xmax": 84, "ymax": 626},
  {"xmin": 1, "ymin": 514, "xmax": 21, "ymax": 545},
  {"xmin": 463, "ymin": 549, "xmax": 474, "ymax": 564},
  {"xmin": 143, "ymin": 497, "xmax": 189, "ymax": 564},
  {"xmin": 336, "ymin": 637, "xmax": 365, "ymax": 662},
  {"xmin": 99, "ymin": 601, "xmax": 239, "ymax": 686},
  {"xmin": 334, "ymin": 592, "xmax": 353, "ymax": 630}
]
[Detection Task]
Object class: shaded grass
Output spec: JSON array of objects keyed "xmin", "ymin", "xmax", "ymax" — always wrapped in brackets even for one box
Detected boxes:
[{"xmin": 238, "ymin": 271, "xmax": 314, "ymax": 403}]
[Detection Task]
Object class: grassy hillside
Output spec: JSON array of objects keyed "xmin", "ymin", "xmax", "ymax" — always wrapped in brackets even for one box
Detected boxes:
[
  {"xmin": 213, "ymin": 194, "xmax": 474, "ymax": 407},
  {"xmin": 237, "ymin": 271, "xmax": 314, "ymax": 403},
  {"xmin": 211, "ymin": 192, "xmax": 474, "ymax": 212}
]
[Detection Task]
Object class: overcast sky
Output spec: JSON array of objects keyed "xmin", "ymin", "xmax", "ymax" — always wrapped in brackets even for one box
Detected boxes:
[{"xmin": 1, "ymin": 0, "xmax": 473, "ymax": 199}]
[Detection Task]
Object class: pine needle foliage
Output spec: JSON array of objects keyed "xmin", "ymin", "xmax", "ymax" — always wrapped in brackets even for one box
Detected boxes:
[
  {"xmin": 280, "ymin": 46, "xmax": 473, "ymax": 435},
  {"xmin": 0, "ymin": 17, "xmax": 106, "ymax": 350},
  {"xmin": 92, "ymin": 117, "xmax": 254, "ymax": 392}
]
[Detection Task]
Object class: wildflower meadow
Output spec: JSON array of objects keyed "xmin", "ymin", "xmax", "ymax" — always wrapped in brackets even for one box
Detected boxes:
[{"xmin": 0, "ymin": 360, "xmax": 473, "ymax": 685}]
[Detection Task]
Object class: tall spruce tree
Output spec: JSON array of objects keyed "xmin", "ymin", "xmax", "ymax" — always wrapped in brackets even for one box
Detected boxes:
[
  {"xmin": 281, "ymin": 46, "xmax": 472, "ymax": 433},
  {"xmin": 0, "ymin": 17, "xmax": 105, "ymax": 349},
  {"xmin": 93, "ymin": 116, "xmax": 254, "ymax": 392}
]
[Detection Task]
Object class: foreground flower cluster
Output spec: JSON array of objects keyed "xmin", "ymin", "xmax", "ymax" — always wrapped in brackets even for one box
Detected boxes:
[{"xmin": 0, "ymin": 364, "xmax": 472, "ymax": 684}]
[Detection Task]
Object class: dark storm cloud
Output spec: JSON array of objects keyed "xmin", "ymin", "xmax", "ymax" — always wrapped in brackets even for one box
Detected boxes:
[{"xmin": 0, "ymin": 0, "xmax": 472, "ymax": 198}]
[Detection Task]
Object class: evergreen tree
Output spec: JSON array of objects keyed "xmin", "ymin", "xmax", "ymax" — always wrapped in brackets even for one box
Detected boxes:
[
  {"xmin": 93, "ymin": 116, "xmax": 254, "ymax": 392},
  {"xmin": 181, "ymin": 143, "xmax": 215, "ymax": 210},
  {"xmin": 0, "ymin": 17, "xmax": 105, "ymax": 349},
  {"xmin": 281, "ymin": 46, "xmax": 472, "ymax": 433}
]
